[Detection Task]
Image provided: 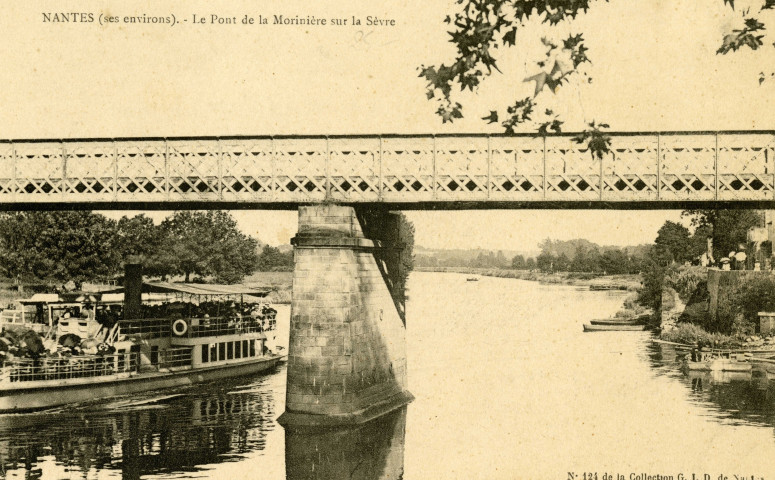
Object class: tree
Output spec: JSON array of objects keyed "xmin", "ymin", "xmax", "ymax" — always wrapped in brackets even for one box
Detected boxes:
[
  {"xmin": 555, "ymin": 252, "xmax": 571, "ymax": 272},
  {"xmin": 637, "ymin": 251, "xmax": 669, "ymax": 313},
  {"xmin": 116, "ymin": 214, "xmax": 166, "ymax": 272},
  {"xmin": 257, "ymin": 246, "xmax": 294, "ymax": 271},
  {"xmin": 0, "ymin": 211, "xmax": 120, "ymax": 284},
  {"xmin": 600, "ymin": 249, "xmax": 628, "ymax": 274},
  {"xmin": 683, "ymin": 209, "xmax": 763, "ymax": 260},
  {"xmin": 536, "ymin": 251, "xmax": 555, "ymax": 272},
  {"xmin": 421, "ymin": 0, "xmax": 774, "ymax": 151},
  {"xmin": 397, "ymin": 212, "xmax": 416, "ymax": 286},
  {"xmin": 654, "ymin": 221, "xmax": 692, "ymax": 265},
  {"xmin": 157, "ymin": 211, "xmax": 259, "ymax": 283}
]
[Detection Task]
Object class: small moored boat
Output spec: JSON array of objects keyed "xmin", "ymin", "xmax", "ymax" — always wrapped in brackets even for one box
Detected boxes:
[
  {"xmin": 590, "ymin": 318, "xmax": 646, "ymax": 326},
  {"xmin": 687, "ymin": 353, "xmax": 753, "ymax": 372},
  {"xmin": 583, "ymin": 324, "xmax": 647, "ymax": 332}
]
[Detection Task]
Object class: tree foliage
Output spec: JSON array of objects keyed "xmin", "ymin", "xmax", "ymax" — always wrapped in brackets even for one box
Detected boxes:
[
  {"xmin": 257, "ymin": 246, "xmax": 294, "ymax": 271},
  {"xmin": 157, "ymin": 211, "xmax": 259, "ymax": 283},
  {"xmin": 683, "ymin": 209, "xmax": 763, "ymax": 259},
  {"xmin": 422, "ymin": 0, "xmax": 775, "ymax": 139},
  {"xmin": 0, "ymin": 212, "xmax": 120, "ymax": 284},
  {"xmin": 0, "ymin": 210, "xmax": 263, "ymax": 285},
  {"xmin": 533, "ymin": 238, "xmax": 645, "ymax": 274},
  {"xmin": 654, "ymin": 221, "xmax": 692, "ymax": 265}
]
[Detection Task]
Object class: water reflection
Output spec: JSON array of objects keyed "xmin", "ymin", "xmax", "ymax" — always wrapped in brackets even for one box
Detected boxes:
[
  {"xmin": 285, "ymin": 408, "xmax": 406, "ymax": 480},
  {"xmin": 0, "ymin": 376, "xmax": 279, "ymax": 479},
  {"xmin": 651, "ymin": 341, "xmax": 775, "ymax": 429}
]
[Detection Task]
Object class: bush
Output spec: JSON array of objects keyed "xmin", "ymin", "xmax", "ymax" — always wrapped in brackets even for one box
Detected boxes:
[
  {"xmin": 727, "ymin": 276, "xmax": 775, "ymax": 333},
  {"xmin": 678, "ymin": 301, "xmax": 709, "ymax": 325},
  {"xmin": 666, "ymin": 265, "xmax": 706, "ymax": 302},
  {"xmin": 660, "ymin": 323, "xmax": 739, "ymax": 348}
]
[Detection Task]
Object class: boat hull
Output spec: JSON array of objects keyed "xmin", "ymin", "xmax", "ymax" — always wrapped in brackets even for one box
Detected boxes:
[
  {"xmin": 589, "ymin": 319, "xmax": 645, "ymax": 326},
  {"xmin": 0, "ymin": 355, "xmax": 284, "ymax": 413},
  {"xmin": 687, "ymin": 359, "xmax": 752, "ymax": 372},
  {"xmin": 583, "ymin": 324, "xmax": 647, "ymax": 332}
]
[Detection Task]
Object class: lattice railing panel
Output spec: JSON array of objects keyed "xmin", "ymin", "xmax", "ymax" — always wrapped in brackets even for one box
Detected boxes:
[
  {"xmin": 0, "ymin": 132, "xmax": 774, "ymax": 205},
  {"xmin": 489, "ymin": 136, "xmax": 544, "ymax": 201},
  {"xmin": 115, "ymin": 141, "xmax": 167, "ymax": 202},
  {"xmin": 61, "ymin": 142, "xmax": 117, "ymax": 202},
  {"xmin": 328, "ymin": 137, "xmax": 381, "ymax": 201},
  {"xmin": 166, "ymin": 140, "xmax": 220, "ymax": 200},
  {"xmin": 0, "ymin": 144, "xmax": 15, "ymax": 198},
  {"xmin": 381, "ymin": 137, "xmax": 435, "ymax": 202},
  {"xmin": 659, "ymin": 134, "xmax": 716, "ymax": 201},
  {"xmin": 12, "ymin": 142, "xmax": 70, "ymax": 201},
  {"xmin": 272, "ymin": 138, "xmax": 327, "ymax": 202},
  {"xmin": 434, "ymin": 137, "xmax": 489, "ymax": 200},
  {"xmin": 717, "ymin": 133, "xmax": 775, "ymax": 201},
  {"xmin": 603, "ymin": 135, "xmax": 659, "ymax": 201},
  {"xmin": 220, "ymin": 138, "xmax": 274, "ymax": 201},
  {"xmin": 545, "ymin": 136, "xmax": 601, "ymax": 200}
]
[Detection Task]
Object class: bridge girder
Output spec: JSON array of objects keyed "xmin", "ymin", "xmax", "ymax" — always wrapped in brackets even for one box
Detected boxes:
[{"xmin": 1, "ymin": 131, "xmax": 774, "ymax": 209}]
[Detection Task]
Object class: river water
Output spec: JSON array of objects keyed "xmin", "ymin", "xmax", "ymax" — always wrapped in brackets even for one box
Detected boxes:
[{"xmin": 2, "ymin": 272, "xmax": 775, "ymax": 479}]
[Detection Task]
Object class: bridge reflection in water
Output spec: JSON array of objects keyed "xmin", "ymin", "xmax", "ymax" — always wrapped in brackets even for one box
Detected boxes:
[
  {"xmin": 285, "ymin": 407, "xmax": 406, "ymax": 480},
  {"xmin": 0, "ymin": 375, "xmax": 406, "ymax": 479}
]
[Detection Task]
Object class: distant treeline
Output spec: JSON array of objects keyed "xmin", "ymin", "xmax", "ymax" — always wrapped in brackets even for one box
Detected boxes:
[
  {"xmin": 415, "ymin": 239, "xmax": 650, "ymax": 274},
  {"xmin": 414, "ymin": 249, "xmax": 513, "ymax": 269},
  {"xmin": 524, "ymin": 239, "xmax": 649, "ymax": 274}
]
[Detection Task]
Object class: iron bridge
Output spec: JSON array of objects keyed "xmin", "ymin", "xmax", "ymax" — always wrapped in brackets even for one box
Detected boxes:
[{"xmin": 1, "ymin": 131, "xmax": 774, "ymax": 209}]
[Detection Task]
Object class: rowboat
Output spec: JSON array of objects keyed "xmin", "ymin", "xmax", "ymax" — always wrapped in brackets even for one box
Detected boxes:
[
  {"xmin": 590, "ymin": 318, "xmax": 646, "ymax": 326},
  {"xmin": 582, "ymin": 324, "xmax": 647, "ymax": 332},
  {"xmin": 588, "ymin": 284, "xmax": 626, "ymax": 291},
  {"xmin": 687, "ymin": 356, "xmax": 752, "ymax": 372}
]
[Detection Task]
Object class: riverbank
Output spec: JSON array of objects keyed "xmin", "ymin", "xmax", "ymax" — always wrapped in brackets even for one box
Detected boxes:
[
  {"xmin": 244, "ymin": 271, "xmax": 293, "ymax": 304},
  {"xmin": 416, "ymin": 267, "xmax": 642, "ymax": 290}
]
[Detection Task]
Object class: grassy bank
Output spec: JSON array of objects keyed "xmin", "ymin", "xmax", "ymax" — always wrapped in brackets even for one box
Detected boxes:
[
  {"xmin": 244, "ymin": 271, "xmax": 293, "ymax": 304},
  {"xmin": 416, "ymin": 267, "xmax": 641, "ymax": 290}
]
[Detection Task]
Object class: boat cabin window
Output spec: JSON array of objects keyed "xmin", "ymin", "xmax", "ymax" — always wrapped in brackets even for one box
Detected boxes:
[
  {"xmin": 200, "ymin": 339, "xmax": 262, "ymax": 363},
  {"xmin": 150, "ymin": 346, "xmax": 159, "ymax": 365}
]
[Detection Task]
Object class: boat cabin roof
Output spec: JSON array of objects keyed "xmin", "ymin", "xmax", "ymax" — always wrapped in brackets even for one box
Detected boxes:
[
  {"xmin": 16, "ymin": 282, "xmax": 270, "ymax": 307},
  {"xmin": 141, "ymin": 282, "xmax": 270, "ymax": 298}
]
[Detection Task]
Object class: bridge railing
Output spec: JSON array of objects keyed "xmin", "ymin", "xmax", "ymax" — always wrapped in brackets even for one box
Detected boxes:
[{"xmin": 1, "ymin": 132, "xmax": 773, "ymax": 204}]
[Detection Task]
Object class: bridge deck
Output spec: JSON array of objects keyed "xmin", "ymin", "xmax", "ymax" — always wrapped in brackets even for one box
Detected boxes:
[{"xmin": 1, "ymin": 131, "xmax": 774, "ymax": 209}]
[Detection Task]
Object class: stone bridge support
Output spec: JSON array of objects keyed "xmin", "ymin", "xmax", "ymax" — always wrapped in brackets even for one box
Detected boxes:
[{"xmin": 277, "ymin": 205, "xmax": 413, "ymax": 426}]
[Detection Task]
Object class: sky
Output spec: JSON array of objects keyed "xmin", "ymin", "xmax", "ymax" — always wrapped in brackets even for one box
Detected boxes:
[{"xmin": 4, "ymin": 0, "xmax": 774, "ymax": 252}]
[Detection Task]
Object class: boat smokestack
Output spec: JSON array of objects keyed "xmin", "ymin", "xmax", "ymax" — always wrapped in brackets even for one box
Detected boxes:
[{"xmin": 124, "ymin": 263, "xmax": 143, "ymax": 320}]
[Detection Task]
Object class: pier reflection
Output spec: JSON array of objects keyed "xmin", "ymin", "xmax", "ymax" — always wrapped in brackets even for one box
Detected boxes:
[
  {"xmin": 285, "ymin": 407, "xmax": 407, "ymax": 480},
  {"xmin": 0, "ymin": 378, "xmax": 279, "ymax": 479}
]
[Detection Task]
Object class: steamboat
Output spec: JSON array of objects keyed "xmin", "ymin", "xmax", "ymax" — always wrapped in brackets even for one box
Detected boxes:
[{"xmin": 0, "ymin": 268, "xmax": 284, "ymax": 413}]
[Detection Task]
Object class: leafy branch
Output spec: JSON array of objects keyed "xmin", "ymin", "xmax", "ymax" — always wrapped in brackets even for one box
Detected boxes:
[
  {"xmin": 572, "ymin": 121, "xmax": 612, "ymax": 160},
  {"xmin": 422, "ymin": 0, "xmax": 775, "ymax": 134}
]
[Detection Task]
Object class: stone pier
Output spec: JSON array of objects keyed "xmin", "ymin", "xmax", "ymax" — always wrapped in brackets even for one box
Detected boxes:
[{"xmin": 277, "ymin": 205, "xmax": 413, "ymax": 426}]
